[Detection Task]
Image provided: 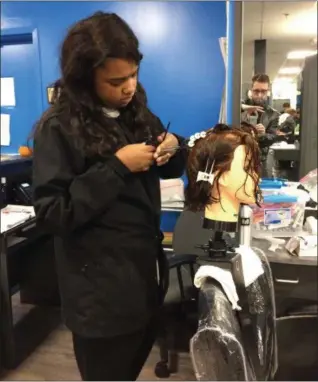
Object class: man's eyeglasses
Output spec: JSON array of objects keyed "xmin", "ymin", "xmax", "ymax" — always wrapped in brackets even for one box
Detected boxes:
[{"xmin": 252, "ymin": 89, "xmax": 268, "ymax": 95}]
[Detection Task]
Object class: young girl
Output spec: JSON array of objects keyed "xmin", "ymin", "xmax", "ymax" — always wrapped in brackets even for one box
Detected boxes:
[{"xmin": 32, "ymin": 12, "xmax": 186, "ymax": 381}]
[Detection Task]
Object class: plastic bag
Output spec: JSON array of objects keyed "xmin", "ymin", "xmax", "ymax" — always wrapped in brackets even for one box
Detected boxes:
[{"xmin": 190, "ymin": 248, "xmax": 277, "ymax": 381}]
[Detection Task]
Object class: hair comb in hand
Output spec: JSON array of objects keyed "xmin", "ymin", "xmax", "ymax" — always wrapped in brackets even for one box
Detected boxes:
[{"xmin": 145, "ymin": 121, "xmax": 171, "ymax": 147}]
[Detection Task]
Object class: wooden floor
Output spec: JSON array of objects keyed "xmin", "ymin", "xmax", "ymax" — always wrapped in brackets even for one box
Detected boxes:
[
  {"xmin": 2, "ymin": 295, "xmax": 318, "ymax": 381},
  {"xmin": 2, "ymin": 324, "xmax": 195, "ymax": 381},
  {"xmin": 1, "ymin": 295, "xmax": 196, "ymax": 381}
]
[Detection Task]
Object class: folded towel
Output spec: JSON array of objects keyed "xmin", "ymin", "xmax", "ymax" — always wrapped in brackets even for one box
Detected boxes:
[
  {"xmin": 236, "ymin": 245, "xmax": 264, "ymax": 287},
  {"xmin": 194, "ymin": 265, "xmax": 242, "ymax": 311},
  {"xmin": 194, "ymin": 246, "xmax": 264, "ymax": 309}
]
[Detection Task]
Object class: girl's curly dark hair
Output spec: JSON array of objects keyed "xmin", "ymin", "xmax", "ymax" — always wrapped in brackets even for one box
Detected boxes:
[
  {"xmin": 32, "ymin": 12, "xmax": 162, "ymax": 157},
  {"xmin": 185, "ymin": 124, "xmax": 262, "ymax": 211}
]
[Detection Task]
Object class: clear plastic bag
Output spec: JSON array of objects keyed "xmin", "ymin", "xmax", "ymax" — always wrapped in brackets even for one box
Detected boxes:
[
  {"xmin": 190, "ymin": 248, "xmax": 277, "ymax": 381},
  {"xmin": 299, "ymin": 169, "xmax": 317, "ymax": 202},
  {"xmin": 300, "ymin": 168, "xmax": 317, "ymax": 191}
]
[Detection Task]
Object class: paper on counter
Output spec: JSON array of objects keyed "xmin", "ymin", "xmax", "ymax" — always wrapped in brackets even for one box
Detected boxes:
[
  {"xmin": 1, "ymin": 205, "xmax": 35, "ymax": 233},
  {"xmin": 1, "ymin": 114, "xmax": 11, "ymax": 146},
  {"xmin": 285, "ymin": 235, "xmax": 317, "ymax": 257},
  {"xmin": 1, "ymin": 77, "xmax": 16, "ymax": 106}
]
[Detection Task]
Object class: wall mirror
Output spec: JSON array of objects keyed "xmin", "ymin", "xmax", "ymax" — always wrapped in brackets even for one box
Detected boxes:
[{"xmin": 241, "ymin": 1, "xmax": 317, "ymax": 180}]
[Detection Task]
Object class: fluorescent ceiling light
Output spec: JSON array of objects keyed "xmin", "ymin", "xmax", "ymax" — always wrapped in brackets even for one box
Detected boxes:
[
  {"xmin": 284, "ymin": 6, "xmax": 317, "ymax": 37},
  {"xmin": 274, "ymin": 77, "xmax": 294, "ymax": 83},
  {"xmin": 278, "ymin": 67, "xmax": 302, "ymax": 75},
  {"xmin": 287, "ymin": 50, "xmax": 317, "ymax": 59}
]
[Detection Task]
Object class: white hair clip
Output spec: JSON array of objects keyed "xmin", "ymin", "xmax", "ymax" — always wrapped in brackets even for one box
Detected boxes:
[
  {"xmin": 196, "ymin": 160, "xmax": 215, "ymax": 185},
  {"xmin": 188, "ymin": 130, "xmax": 207, "ymax": 148}
]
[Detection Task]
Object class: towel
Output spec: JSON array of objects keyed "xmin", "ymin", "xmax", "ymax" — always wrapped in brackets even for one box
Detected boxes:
[
  {"xmin": 236, "ymin": 245, "xmax": 265, "ymax": 287},
  {"xmin": 194, "ymin": 265, "xmax": 242, "ymax": 311},
  {"xmin": 194, "ymin": 246, "xmax": 264, "ymax": 310},
  {"xmin": 278, "ymin": 112, "xmax": 289, "ymax": 126}
]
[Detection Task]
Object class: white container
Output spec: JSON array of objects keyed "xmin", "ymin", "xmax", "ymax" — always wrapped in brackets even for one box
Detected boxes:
[{"xmin": 160, "ymin": 178, "xmax": 185, "ymax": 204}]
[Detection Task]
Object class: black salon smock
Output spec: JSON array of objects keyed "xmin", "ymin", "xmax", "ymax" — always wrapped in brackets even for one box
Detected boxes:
[{"xmin": 32, "ymin": 115, "xmax": 186, "ymax": 338}]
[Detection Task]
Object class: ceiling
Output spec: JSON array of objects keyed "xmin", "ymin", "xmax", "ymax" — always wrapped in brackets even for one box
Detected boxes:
[{"xmin": 242, "ymin": 1, "xmax": 317, "ymax": 83}]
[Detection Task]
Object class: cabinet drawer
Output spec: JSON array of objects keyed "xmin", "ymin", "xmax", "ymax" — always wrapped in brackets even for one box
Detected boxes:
[
  {"xmin": 271, "ymin": 263, "xmax": 318, "ymax": 315},
  {"xmin": 272, "ymin": 263, "xmax": 300, "ymax": 284}
]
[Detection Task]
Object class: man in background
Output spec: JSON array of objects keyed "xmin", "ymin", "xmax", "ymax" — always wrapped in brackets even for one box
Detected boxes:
[
  {"xmin": 280, "ymin": 102, "xmax": 291, "ymax": 114},
  {"xmin": 278, "ymin": 108, "xmax": 297, "ymax": 136},
  {"xmin": 241, "ymin": 73, "xmax": 280, "ymax": 177}
]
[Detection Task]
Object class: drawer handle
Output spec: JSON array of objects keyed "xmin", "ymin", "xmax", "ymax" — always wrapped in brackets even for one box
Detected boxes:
[{"xmin": 275, "ymin": 278, "xmax": 299, "ymax": 284}]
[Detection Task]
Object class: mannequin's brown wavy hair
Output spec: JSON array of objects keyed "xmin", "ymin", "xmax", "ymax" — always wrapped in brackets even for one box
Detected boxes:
[{"xmin": 185, "ymin": 124, "xmax": 262, "ymax": 211}]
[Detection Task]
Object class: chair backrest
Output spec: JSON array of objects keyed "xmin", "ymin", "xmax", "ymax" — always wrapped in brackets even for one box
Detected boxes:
[{"xmin": 172, "ymin": 209, "xmax": 211, "ymax": 256}]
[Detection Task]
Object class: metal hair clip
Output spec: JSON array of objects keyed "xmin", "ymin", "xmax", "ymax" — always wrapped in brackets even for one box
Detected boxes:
[{"xmin": 196, "ymin": 159, "xmax": 215, "ymax": 185}]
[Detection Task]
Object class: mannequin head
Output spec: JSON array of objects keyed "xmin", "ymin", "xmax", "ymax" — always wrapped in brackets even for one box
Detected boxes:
[{"xmin": 185, "ymin": 124, "xmax": 262, "ymax": 222}]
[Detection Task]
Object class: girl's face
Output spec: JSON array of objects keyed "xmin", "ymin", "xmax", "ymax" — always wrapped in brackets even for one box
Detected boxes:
[{"xmin": 94, "ymin": 58, "xmax": 138, "ymax": 109}]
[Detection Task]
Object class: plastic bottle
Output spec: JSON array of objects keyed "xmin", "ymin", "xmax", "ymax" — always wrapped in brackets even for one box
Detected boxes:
[{"xmin": 1, "ymin": 177, "xmax": 7, "ymax": 208}]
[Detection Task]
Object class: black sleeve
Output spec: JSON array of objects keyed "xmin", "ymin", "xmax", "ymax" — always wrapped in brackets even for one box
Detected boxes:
[
  {"xmin": 266, "ymin": 114, "xmax": 279, "ymax": 135},
  {"xmin": 257, "ymin": 133, "xmax": 277, "ymax": 149},
  {"xmin": 32, "ymin": 118, "xmax": 131, "ymax": 236},
  {"xmin": 151, "ymin": 116, "xmax": 187, "ymax": 179}
]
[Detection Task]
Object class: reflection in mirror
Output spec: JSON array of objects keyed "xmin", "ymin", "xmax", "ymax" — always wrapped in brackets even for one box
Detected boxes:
[{"xmin": 241, "ymin": 1, "xmax": 317, "ymax": 181}]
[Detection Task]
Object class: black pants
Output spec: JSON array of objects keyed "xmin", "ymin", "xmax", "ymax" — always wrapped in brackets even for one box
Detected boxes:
[{"xmin": 72, "ymin": 319, "xmax": 157, "ymax": 381}]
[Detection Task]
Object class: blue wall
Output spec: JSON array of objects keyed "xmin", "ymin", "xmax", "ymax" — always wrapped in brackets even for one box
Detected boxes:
[
  {"xmin": 1, "ymin": 1, "xmax": 226, "ymax": 231},
  {"xmin": 1, "ymin": 0, "xmax": 226, "ymax": 144}
]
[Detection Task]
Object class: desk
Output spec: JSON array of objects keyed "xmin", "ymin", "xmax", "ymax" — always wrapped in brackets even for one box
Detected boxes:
[
  {"xmin": 269, "ymin": 144, "xmax": 300, "ymax": 162},
  {"xmin": 0, "ymin": 218, "xmax": 60, "ymax": 369},
  {"xmin": 253, "ymin": 238, "xmax": 317, "ymax": 266},
  {"xmin": 0, "ymin": 156, "xmax": 32, "ymax": 178},
  {"xmin": 1, "ymin": 219, "xmax": 34, "ymax": 368},
  {"xmin": 164, "ymin": 207, "xmax": 317, "ymax": 318},
  {"xmin": 254, "ymin": 239, "xmax": 318, "ymax": 381},
  {"xmin": 1, "ymin": 156, "xmax": 32, "ymax": 209},
  {"xmin": 253, "ymin": 238, "xmax": 317, "ymax": 316}
]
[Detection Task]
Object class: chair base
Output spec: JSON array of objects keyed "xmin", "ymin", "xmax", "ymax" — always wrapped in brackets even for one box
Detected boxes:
[{"xmin": 155, "ymin": 361, "xmax": 171, "ymax": 378}]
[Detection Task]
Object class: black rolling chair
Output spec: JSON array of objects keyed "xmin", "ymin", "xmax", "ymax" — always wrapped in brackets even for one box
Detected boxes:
[
  {"xmin": 154, "ymin": 253, "xmax": 197, "ymax": 378},
  {"xmin": 154, "ymin": 210, "xmax": 210, "ymax": 378}
]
